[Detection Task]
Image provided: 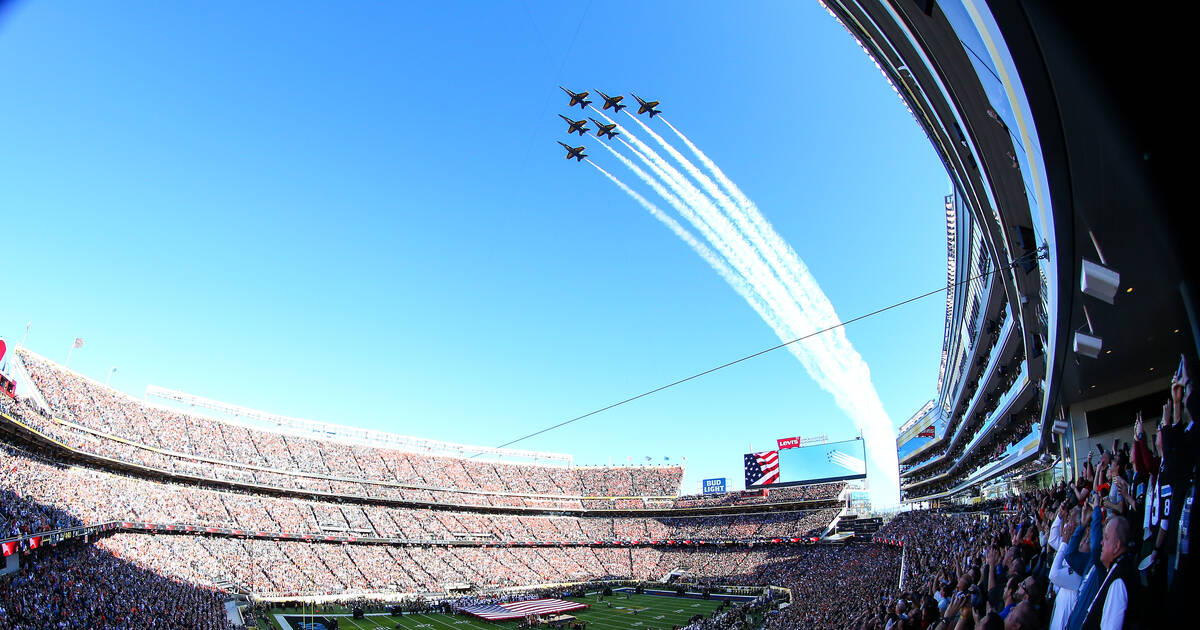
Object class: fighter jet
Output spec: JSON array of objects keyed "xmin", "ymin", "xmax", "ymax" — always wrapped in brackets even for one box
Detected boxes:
[
  {"xmin": 559, "ymin": 86, "xmax": 592, "ymax": 109},
  {"xmin": 595, "ymin": 90, "xmax": 626, "ymax": 113},
  {"xmin": 557, "ymin": 141, "xmax": 587, "ymax": 162},
  {"xmin": 588, "ymin": 118, "xmax": 620, "ymax": 140},
  {"xmin": 558, "ymin": 114, "xmax": 590, "ymax": 136},
  {"xmin": 632, "ymin": 94, "xmax": 662, "ymax": 118}
]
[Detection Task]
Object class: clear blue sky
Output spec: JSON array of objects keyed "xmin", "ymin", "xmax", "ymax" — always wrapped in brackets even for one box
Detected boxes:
[{"xmin": 0, "ymin": 1, "xmax": 947, "ymax": 498}]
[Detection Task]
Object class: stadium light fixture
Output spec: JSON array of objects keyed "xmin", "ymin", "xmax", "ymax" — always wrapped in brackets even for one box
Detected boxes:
[
  {"xmin": 1074, "ymin": 305, "xmax": 1102, "ymax": 359},
  {"xmin": 1081, "ymin": 259, "xmax": 1120, "ymax": 304}
]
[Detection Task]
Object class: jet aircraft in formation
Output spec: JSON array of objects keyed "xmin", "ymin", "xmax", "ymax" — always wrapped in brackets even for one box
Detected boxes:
[
  {"xmin": 559, "ymin": 114, "xmax": 590, "ymax": 136},
  {"xmin": 595, "ymin": 89, "xmax": 626, "ymax": 113},
  {"xmin": 557, "ymin": 141, "xmax": 587, "ymax": 162},
  {"xmin": 588, "ymin": 118, "xmax": 619, "ymax": 139},
  {"xmin": 557, "ymin": 88, "xmax": 661, "ymax": 163},
  {"xmin": 559, "ymin": 86, "xmax": 592, "ymax": 109},
  {"xmin": 632, "ymin": 94, "xmax": 662, "ymax": 118}
]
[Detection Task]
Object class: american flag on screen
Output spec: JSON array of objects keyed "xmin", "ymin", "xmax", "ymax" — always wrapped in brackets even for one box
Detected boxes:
[{"xmin": 744, "ymin": 450, "xmax": 779, "ymax": 486}]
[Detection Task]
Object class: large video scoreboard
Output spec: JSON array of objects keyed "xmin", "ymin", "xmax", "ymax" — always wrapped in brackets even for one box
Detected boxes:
[{"xmin": 744, "ymin": 437, "xmax": 867, "ymax": 487}]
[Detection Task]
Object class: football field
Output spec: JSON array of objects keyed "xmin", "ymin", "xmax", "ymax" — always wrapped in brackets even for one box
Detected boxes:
[{"xmin": 266, "ymin": 593, "xmax": 726, "ymax": 630}]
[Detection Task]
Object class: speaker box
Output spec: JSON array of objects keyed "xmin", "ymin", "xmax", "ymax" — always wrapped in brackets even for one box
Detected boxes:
[
  {"xmin": 1074, "ymin": 332, "xmax": 1103, "ymax": 359},
  {"xmin": 1016, "ymin": 226, "xmax": 1037, "ymax": 251}
]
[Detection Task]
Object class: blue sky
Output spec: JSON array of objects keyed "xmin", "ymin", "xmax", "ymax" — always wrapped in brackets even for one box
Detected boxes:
[{"xmin": 0, "ymin": 1, "xmax": 947, "ymax": 502}]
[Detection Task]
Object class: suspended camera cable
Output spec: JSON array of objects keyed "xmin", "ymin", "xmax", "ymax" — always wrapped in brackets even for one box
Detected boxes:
[
  {"xmin": 386, "ymin": 246, "xmax": 1046, "ymax": 489},
  {"xmin": 491, "ymin": 248, "xmax": 1046, "ymax": 451}
]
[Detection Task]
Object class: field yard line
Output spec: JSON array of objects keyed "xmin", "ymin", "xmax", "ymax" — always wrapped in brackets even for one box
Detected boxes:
[
  {"xmin": 413, "ymin": 611, "xmax": 496, "ymax": 630},
  {"xmin": 572, "ymin": 618, "xmax": 634, "ymax": 630},
  {"xmin": 341, "ymin": 617, "xmax": 372, "ymax": 630},
  {"xmin": 395, "ymin": 615, "xmax": 438, "ymax": 630},
  {"xmin": 412, "ymin": 613, "xmax": 459, "ymax": 630},
  {"xmin": 571, "ymin": 610, "xmax": 657, "ymax": 630},
  {"xmin": 584, "ymin": 610, "xmax": 664, "ymax": 625}
]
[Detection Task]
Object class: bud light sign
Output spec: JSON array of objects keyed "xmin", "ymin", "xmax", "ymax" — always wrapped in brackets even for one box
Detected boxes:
[{"xmin": 702, "ymin": 478, "xmax": 726, "ymax": 495}]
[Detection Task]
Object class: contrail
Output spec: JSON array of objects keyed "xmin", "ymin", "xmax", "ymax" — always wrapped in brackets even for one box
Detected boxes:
[
  {"xmin": 595, "ymin": 140, "xmax": 752, "ymax": 284},
  {"xmin": 613, "ymin": 134, "xmax": 831, "ymax": 360},
  {"xmin": 624, "ymin": 113, "xmax": 823, "ymax": 324},
  {"xmin": 659, "ymin": 115, "xmax": 832, "ymax": 310},
  {"xmin": 597, "ymin": 139, "xmax": 792, "ymax": 331},
  {"xmin": 586, "ymin": 159, "xmax": 776, "ymax": 328},
  {"xmin": 598, "ymin": 110, "xmax": 790, "ymax": 315},
  {"xmin": 612, "ymin": 113, "xmax": 835, "ymax": 356},
  {"xmin": 590, "ymin": 113, "xmax": 901, "ymax": 504},
  {"xmin": 655, "ymin": 117, "xmax": 902, "ymax": 501}
]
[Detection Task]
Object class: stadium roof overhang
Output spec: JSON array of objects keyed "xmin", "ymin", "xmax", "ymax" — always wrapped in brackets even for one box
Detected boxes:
[
  {"xmin": 822, "ymin": 1, "xmax": 1190, "ymax": 481},
  {"xmin": 977, "ymin": 2, "xmax": 1196, "ymax": 406}
]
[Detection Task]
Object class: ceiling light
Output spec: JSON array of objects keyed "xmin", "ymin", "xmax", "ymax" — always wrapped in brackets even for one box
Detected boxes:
[
  {"xmin": 1074, "ymin": 332, "xmax": 1103, "ymax": 359},
  {"xmin": 1126, "ymin": 287, "xmax": 1134, "ymax": 293},
  {"xmin": 1105, "ymin": 350, "xmax": 1112, "ymax": 354},
  {"xmin": 1081, "ymin": 259, "xmax": 1120, "ymax": 304}
]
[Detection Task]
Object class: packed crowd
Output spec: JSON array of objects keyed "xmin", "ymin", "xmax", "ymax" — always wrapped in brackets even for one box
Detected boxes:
[
  {"xmin": 3, "ymin": 353, "xmax": 843, "ymax": 513},
  {"xmin": 902, "ymin": 314, "xmax": 1022, "ymax": 477},
  {"xmin": 902, "ymin": 395, "xmax": 1041, "ymax": 499},
  {"xmin": 79, "ymin": 533, "xmax": 809, "ymax": 596},
  {"xmin": 1, "ymin": 442, "xmax": 840, "ymax": 547},
  {"xmin": 674, "ymin": 483, "xmax": 847, "ymax": 509},
  {"xmin": 0, "ymin": 457, "xmax": 81, "ymax": 539},
  {"xmin": 749, "ymin": 545, "xmax": 902, "ymax": 629},
  {"xmin": 12, "ymin": 351, "xmax": 748, "ymax": 508},
  {"xmin": 848, "ymin": 377, "xmax": 1194, "ymax": 629},
  {"xmin": 0, "ymin": 541, "xmax": 230, "ymax": 630},
  {"xmin": 10, "ymin": 346, "xmax": 1192, "ymax": 630}
]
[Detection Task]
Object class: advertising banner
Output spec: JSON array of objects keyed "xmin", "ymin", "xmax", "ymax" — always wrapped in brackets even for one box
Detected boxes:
[
  {"xmin": 748, "ymin": 438, "xmax": 867, "ymax": 487},
  {"xmin": 701, "ymin": 478, "xmax": 726, "ymax": 495},
  {"xmin": 776, "ymin": 436, "xmax": 802, "ymax": 450}
]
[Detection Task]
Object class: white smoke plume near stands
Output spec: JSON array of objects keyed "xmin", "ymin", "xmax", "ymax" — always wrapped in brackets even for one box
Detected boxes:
[{"xmin": 589, "ymin": 112, "xmax": 901, "ymax": 506}]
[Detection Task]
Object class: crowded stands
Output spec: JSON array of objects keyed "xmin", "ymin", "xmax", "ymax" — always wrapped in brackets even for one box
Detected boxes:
[
  {"xmin": 5, "ymin": 345, "xmax": 1193, "ymax": 630},
  {"xmin": 11, "ymin": 350, "xmax": 712, "ymax": 509},
  {"xmin": 1, "ymin": 442, "xmax": 838, "ymax": 546},
  {"xmin": 0, "ymin": 541, "xmax": 231, "ymax": 630}
]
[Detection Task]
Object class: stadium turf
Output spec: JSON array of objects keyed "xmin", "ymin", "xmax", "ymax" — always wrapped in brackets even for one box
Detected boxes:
[{"xmin": 265, "ymin": 593, "xmax": 725, "ymax": 630}]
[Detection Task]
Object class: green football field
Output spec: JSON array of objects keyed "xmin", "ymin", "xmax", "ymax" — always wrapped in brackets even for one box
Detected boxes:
[{"xmin": 263, "ymin": 593, "xmax": 726, "ymax": 630}]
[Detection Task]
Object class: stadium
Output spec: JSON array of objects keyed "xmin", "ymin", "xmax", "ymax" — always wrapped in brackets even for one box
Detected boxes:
[{"xmin": 0, "ymin": 2, "xmax": 1192, "ymax": 630}]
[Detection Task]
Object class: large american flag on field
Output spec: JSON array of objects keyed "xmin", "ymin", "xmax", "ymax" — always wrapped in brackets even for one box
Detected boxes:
[
  {"xmin": 458, "ymin": 598, "xmax": 589, "ymax": 620},
  {"xmin": 745, "ymin": 450, "xmax": 779, "ymax": 486}
]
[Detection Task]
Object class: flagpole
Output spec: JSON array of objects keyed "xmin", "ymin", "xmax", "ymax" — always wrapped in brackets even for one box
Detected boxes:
[
  {"xmin": 18, "ymin": 322, "xmax": 30, "ymax": 350},
  {"xmin": 65, "ymin": 344, "xmax": 75, "ymax": 369}
]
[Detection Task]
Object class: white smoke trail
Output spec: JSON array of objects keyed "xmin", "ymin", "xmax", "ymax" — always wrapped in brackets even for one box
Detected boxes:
[
  {"xmin": 597, "ymin": 110, "xmax": 803, "ymax": 333},
  {"xmin": 627, "ymin": 113, "xmax": 828, "ymax": 325},
  {"xmin": 595, "ymin": 140, "xmax": 757, "ymax": 290},
  {"xmin": 614, "ymin": 111, "xmax": 857, "ymax": 374},
  {"xmin": 655, "ymin": 118, "xmax": 901, "ymax": 503},
  {"xmin": 590, "ymin": 114, "xmax": 901, "ymax": 505},
  {"xmin": 586, "ymin": 160, "xmax": 777, "ymax": 331}
]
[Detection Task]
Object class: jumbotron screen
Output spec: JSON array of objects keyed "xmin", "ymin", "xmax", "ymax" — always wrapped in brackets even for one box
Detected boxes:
[{"xmin": 744, "ymin": 438, "xmax": 867, "ymax": 487}]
